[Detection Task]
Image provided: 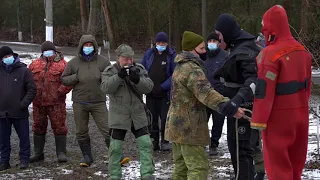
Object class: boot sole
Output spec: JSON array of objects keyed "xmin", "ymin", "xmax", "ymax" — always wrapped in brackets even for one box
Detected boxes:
[
  {"xmin": 80, "ymin": 163, "xmax": 90, "ymax": 167},
  {"xmin": 120, "ymin": 157, "xmax": 130, "ymax": 166}
]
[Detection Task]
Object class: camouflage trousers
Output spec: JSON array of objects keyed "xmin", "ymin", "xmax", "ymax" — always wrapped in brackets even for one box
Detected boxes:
[
  {"xmin": 172, "ymin": 143, "xmax": 209, "ymax": 180},
  {"xmin": 32, "ymin": 103, "xmax": 68, "ymax": 135}
]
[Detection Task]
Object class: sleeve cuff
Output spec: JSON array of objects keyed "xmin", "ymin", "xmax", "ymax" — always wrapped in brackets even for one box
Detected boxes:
[{"xmin": 250, "ymin": 122, "xmax": 267, "ymax": 130}]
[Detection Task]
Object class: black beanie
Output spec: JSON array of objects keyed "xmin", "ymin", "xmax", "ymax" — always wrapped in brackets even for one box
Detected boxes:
[
  {"xmin": 41, "ymin": 41, "xmax": 56, "ymax": 52},
  {"xmin": 206, "ymin": 32, "xmax": 220, "ymax": 42},
  {"xmin": 0, "ymin": 46, "xmax": 14, "ymax": 60},
  {"xmin": 215, "ymin": 14, "xmax": 241, "ymax": 45}
]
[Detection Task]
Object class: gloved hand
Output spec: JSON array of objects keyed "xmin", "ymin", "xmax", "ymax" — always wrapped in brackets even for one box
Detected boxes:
[
  {"xmin": 118, "ymin": 67, "xmax": 128, "ymax": 79},
  {"xmin": 129, "ymin": 68, "xmax": 140, "ymax": 84},
  {"xmin": 219, "ymin": 95, "xmax": 243, "ymax": 117}
]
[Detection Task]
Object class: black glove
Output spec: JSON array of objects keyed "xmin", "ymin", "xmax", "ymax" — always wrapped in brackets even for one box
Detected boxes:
[
  {"xmin": 118, "ymin": 67, "xmax": 128, "ymax": 79},
  {"xmin": 129, "ymin": 68, "xmax": 140, "ymax": 84},
  {"xmin": 219, "ymin": 95, "xmax": 243, "ymax": 116}
]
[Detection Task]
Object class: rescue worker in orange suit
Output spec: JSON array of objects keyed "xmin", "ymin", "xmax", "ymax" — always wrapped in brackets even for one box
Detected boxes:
[
  {"xmin": 251, "ymin": 5, "xmax": 312, "ymax": 180},
  {"xmin": 29, "ymin": 41, "xmax": 73, "ymax": 163}
]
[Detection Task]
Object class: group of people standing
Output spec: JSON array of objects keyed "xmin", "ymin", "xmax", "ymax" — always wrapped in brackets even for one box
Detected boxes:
[{"xmin": 0, "ymin": 4, "xmax": 312, "ymax": 180}]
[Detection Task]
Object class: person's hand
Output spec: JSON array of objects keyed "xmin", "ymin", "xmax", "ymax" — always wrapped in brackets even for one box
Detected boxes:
[
  {"xmin": 219, "ymin": 100, "xmax": 239, "ymax": 117},
  {"xmin": 118, "ymin": 67, "xmax": 128, "ymax": 79},
  {"xmin": 129, "ymin": 68, "xmax": 140, "ymax": 84},
  {"xmin": 233, "ymin": 108, "xmax": 244, "ymax": 119}
]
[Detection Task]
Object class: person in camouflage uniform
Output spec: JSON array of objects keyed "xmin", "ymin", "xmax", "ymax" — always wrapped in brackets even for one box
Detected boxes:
[
  {"xmin": 165, "ymin": 31, "xmax": 244, "ymax": 180},
  {"xmin": 101, "ymin": 44, "xmax": 155, "ymax": 180}
]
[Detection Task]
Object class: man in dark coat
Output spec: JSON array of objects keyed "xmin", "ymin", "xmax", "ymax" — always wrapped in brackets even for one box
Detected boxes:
[{"xmin": 0, "ymin": 46, "xmax": 37, "ymax": 170}]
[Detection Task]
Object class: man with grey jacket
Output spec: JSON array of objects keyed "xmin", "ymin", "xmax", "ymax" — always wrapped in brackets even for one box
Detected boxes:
[
  {"xmin": 101, "ymin": 44, "xmax": 155, "ymax": 180},
  {"xmin": 61, "ymin": 34, "xmax": 111, "ymax": 167}
]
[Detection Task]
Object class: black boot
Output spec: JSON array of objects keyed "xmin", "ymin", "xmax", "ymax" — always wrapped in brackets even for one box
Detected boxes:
[
  {"xmin": 78, "ymin": 137, "xmax": 93, "ymax": 167},
  {"xmin": 209, "ymin": 146, "xmax": 218, "ymax": 156},
  {"xmin": 150, "ymin": 131, "xmax": 160, "ymax": 151},
  {"xmin": 254, "ymin": 172, "xmax": 265, "ymax": 180},
  {"xmin": 30, "ymin": 134, "xmax": 45, "ymax": 163},
  {"xmin": 55, "ymin": 135, "xmax": 68, "ymax": 163},
  {"xmin": 0, "ymin": 162, "xmax": 10, "ymax": 171}
]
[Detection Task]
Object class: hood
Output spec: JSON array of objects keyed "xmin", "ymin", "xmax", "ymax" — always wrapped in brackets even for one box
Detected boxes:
[
  {"xmin": 215, "ymin": 14, "xmax": 254, "ymax": 46},
  {"xmin": 1, "ymin": 55, "xmax": 26, "ymax": 71},
  {"xmin": 77, "ymin": 35, "xmax": 99, "ymax": 56},
  {"xmin": 174, "ymin": 51, "xmax": 204, "ymax": 67},
  {"xmin": 262, "ymin": 5, "xmax": 293, "ymax": 46}
]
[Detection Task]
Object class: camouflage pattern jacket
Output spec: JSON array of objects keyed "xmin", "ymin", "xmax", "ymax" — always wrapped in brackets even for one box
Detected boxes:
[
  {"xmin": 29, "ymin": 52, "xmax": 72, "ymax": 106},
  {"xmin": 165, "ymin": 51, "xmax": 229, "ymax": 146}
]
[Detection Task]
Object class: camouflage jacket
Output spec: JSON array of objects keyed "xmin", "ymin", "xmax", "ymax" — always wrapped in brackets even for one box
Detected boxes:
[
  {"xmin": 29, "ymin": 52, "xmax": 72, "ymax": 106},
  {"xmin": 165, "ymin": 51, "xmax": 229, "ymax": 146}
]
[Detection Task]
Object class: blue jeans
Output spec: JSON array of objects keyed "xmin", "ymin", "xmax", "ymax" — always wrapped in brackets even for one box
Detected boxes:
[{"xmin": 0, "ymin": 118, "xmax": 30, "ymax": 163}]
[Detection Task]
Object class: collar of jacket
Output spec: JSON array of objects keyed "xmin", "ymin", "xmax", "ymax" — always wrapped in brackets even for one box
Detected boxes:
[{"xmin": 207, "ymin": 48, "xmax": 221, "ymax": 58}]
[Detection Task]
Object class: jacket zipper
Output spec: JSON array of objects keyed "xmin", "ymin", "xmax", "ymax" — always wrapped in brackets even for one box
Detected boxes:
[{"xmin": 40, "ymin": 59, "xmax": 49, "ymax": 102}]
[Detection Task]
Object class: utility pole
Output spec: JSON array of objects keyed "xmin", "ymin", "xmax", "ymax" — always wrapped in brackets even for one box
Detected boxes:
[
  {"xmin": 201, "ymin": 0, "xmax": 207, "ymax": 38},
  {"xmin": 45, "ymin": 0, "xmax": 53, "ymax": 42}
]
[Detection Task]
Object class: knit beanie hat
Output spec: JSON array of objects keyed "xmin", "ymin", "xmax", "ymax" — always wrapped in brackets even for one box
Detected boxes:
[
  {"xmin": 181, "ymin": 31, "xmax": 204, "ymax": 51},
  {"xmin": 155, "ymin": 32, "xmax": 168, "ymax": 43},
  {"xmin": 41, "ymin": 41, "xmax": 56, "ymax": 52},
  {"xmin": 206, "ymin": 32, "xmax": 220, "ymax": 42},
  {"xmin": 0, "ymin": 46, "xmax": 14, "ymax": 60}
]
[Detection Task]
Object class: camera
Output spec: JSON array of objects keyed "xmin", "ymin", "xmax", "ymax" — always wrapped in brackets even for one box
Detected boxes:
[{"xmin": 123, "ymin": 64, "xmax": 134, "ymax": 76}]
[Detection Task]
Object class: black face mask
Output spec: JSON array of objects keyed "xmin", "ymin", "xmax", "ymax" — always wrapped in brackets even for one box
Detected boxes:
[{"xmin": 194, "ymin": 49, "xmax": 207, "ymax": 61}]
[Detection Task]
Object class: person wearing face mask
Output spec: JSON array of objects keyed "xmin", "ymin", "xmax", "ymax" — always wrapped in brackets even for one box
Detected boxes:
[
  {"xmin": 165, "ymin": 31, "xmax": 244, "ymax": 179},
  {"xmin": 61, "ymin": 35, "xmax": 112, "ymax": 167},
  {"xmin": 28, "ymin": 41, "xmax": 73, "ymax": 164},
  {"xmin": 251, "ymin": 5, "xmax": 311, "ymax": 180},
  {"xmin": 203, "ymin": 32, "xmax": 228, "ymax": 156},
  {"xmin": 141, "ymin": 32, "xmax": 176, "ymax": 151},
  {"xmin": 101, "ymin": 44, "xmax": 155, "ymax": 180},
  {"xmin": 0, "ymin": 46, "xmax": 37, "ymax": 170},
  {"xmin": 213, "ymin": 14, "xmax": 265, "ymax": 180}
]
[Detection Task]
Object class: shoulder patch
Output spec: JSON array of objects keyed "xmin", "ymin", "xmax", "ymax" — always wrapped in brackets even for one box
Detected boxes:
[
  {"xmin": 271, "ymin": 45, "xmax": 306, "ymax": 63},
  {"xmin": 256, "ymin": 51, "xmax": 263, "ymax": 64},
  {"xmin": 265, "ymin": 71, "xmax": 277, "ymax": 81}
]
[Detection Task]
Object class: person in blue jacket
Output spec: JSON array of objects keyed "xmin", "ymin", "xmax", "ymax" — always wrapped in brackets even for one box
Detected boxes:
[
  {"xmin": 141, "ymin": 32, "xmax": 176, "ymax": 151},
  {"xmin": 203, "ymin": 32, "xmax": 228, "ymax": 156}
]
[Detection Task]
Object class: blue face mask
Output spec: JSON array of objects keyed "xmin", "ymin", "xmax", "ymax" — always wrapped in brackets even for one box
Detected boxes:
[
  {"xmin": 43, "ymin": 50, "xmax": 55, "ymax": 57},
  {"xmin": 2, "ymin": 56, "xmax": 15, "ymax": 65},
  {"xmin": 208, "ymin": 43, "xmax": 218, "ymax": 51},
  {"xmin": 156, "ymin": 45, "xmax": 166, "ymax": 52},
  {"xmin": 83, "ymin": 46, "xmax": 94, "ymax": 55}
]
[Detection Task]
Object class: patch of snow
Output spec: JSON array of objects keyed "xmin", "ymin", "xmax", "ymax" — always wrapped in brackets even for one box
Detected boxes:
[
  {"xmin": 94, "ymin": 171, "xmax": 108, "ymax": 178},
  {"xmin": 60, "ymin": 169, "xmax": 73, "ymax": 175},
  {"xmin": 0, "ymin": 41, "xmax": 40, "ymax": 46}
]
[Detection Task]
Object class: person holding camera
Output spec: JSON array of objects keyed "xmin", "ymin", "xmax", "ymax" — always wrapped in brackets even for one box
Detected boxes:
[{"xmin": 100, "ymin": 44, "xmax": 155, "ymax": 180}]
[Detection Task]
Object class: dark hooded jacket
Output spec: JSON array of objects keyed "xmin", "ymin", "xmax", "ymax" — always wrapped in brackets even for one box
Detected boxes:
[
  {"xmin": 214, "ymin": 14, "xmax": 260, "ymax": 105},
  {"xmin": 0, "ymin": 55, "xmax": 37, "ymax": 118},
  {"xmin": 61, "ymin": 35, "xmax": 111, "ymax": 103}
]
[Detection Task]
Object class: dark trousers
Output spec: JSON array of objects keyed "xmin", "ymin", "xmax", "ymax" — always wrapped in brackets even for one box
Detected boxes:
[
  {"xmin": 110, "ymin": 125, "xmax": 149, "ymax": 141},
  {"xmin": 227, "ymin": 116, "xmax": 254, "ymax": 180},
  {"xmin": 146, "ymin": 96, "xmax": 169, "ymax": 143},
  {"xmin": 0, "ymin": 118, "xmax": 30, "ymax": 163},
  {"xmin": 207, "ymin": 108, "xmax": 225, "ymax": 148}
]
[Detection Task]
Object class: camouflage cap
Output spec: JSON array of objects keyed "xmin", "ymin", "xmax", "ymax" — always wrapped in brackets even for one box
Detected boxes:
[{"xmin": 115, "ymin": 44, "xmax": 134, "ymax": 57}]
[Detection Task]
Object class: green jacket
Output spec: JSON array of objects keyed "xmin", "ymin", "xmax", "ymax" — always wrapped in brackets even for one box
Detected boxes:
[
  {"xmin": 61, "ymin": 35, "xmax": 111, "ymax": 102},
  {"xmin": 100, "ymin": 63, "xmax": 154, "ymax": 131},
  {"xmin": 165, "ymin": 51, "xmax": 229, "ymax": 146}
]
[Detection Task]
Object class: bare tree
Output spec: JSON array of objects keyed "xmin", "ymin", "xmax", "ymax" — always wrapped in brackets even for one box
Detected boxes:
[
  {"xmin": 87, "ymin": 0, "xmax": 99, "ymax": 35},
  {"xmin": 201, "ymin": 0, "xmax": 207, "ymax": 38},
  {"xmin": 169, "ymin": 0, "xmax": 174, "ymax": 46},
  {"xmin": 80, "ymin": 0, "xmax": 87, "ymax": 33},
  {"xmin": 300, "ymin": 0, "xmax": 309, "ymax": 39},
  {"xmin": 17, "ymin": 0, "xmax": 22, "ymax": 41},
  {"xmin": 174, "ymin": 0, "xmax": 181, "ymax": 52},
  {"xmin": 101, "ymin": 0, "xmax": 116, "ymax": 49},
  {"xmin": 147, "ymin": 0, "xmax": 154, "ymax": 47},
  {"xmin": 30, "ymin": 0, "xmax": 33, "ymax": 42}
]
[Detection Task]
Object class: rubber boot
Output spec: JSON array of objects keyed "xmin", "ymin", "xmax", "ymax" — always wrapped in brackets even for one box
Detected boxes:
[
  {"xmin": 108, "ymin": 138, "xmax": 123, "ymax": 180},
  {"xmin": 78, "ymin": 137, "xmax": 93, "ymax": 167},
  {"xmin": 30, "ymin": 134, "xmax": 45, "ymax": 163},
  {"xmin": 55, "ymin": 135, "xmax": 68, "ymax": 163},
  {"xmin": 137, "ymin": 135, "xmax": 155, "ymax": 179}
]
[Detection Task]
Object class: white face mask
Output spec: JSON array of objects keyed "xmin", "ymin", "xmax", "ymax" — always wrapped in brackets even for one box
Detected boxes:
[{"xmin": 207, "ymin": 43, "xmax": 218, "ymax": 51}]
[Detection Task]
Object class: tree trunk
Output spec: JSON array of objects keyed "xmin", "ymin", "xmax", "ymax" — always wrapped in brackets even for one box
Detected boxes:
[
  {"xmin": 174, "ymin": 0, "xmax": 181, "ymax": 52},
  {"xmin": 80, "ymin": 0, "xmax": 87, "ymax": 33},
  {"xmin": 17, "ymin": 0, "xmax": 22, "ymax": 41},
  {"xmin": 300, "ymin": 0, "xmax": 309, "ymax": 39},
  {"xmin": 101, "ymin": 0, "xmax": 116, "ymax": 49},
  {"xmin": 87, "ymin": 0, "xmax": 99, "ymax": 35},
  {"xmin": 147, "ymin": 0, "xmax": 154, "ymax": 47},
  {"xmin": 169, "ymin": 0, "xmax": 174, "ymax": 46},
  {"xmin": 201, "ymin": 0, "xmax": 207, "ymax": 38},
  {"xmin": 30, "ymin": 0, "xmax": 33, "ymax": 42}
]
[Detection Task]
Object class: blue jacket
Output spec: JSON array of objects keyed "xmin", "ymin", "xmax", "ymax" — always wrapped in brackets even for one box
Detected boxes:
[
  {"xmin": 141, "ymin": 47, "xmax": 176, "ymax": 98},
  {"xmin": 204, "ymin": 48, "xmax": 228, "ymax": 94}
]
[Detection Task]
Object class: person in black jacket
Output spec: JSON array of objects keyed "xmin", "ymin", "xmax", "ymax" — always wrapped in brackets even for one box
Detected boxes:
[
  {"xmin": 0, "ymin": 46, "xmax": 37, "ymax": 171},
  {"xmin": 204, "ymin": 32, "xmax": 228, "ymax": 156},
  {"xmin": 213, "ymin": 14, "xmax": 265, "ymax": 180}
]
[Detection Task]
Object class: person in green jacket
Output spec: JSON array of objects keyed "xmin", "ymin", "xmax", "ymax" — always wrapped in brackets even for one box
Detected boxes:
[
  {"xmin": 165, "ymin": 31, "xmax": 244, "ymax": 180},
  {"xmin": 61, "ymin": 34, "xmax": 111, "ymax": 167},
  {"xmin": 101, "ymin": 44, "xmax": 155, "ymax": 180}
]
